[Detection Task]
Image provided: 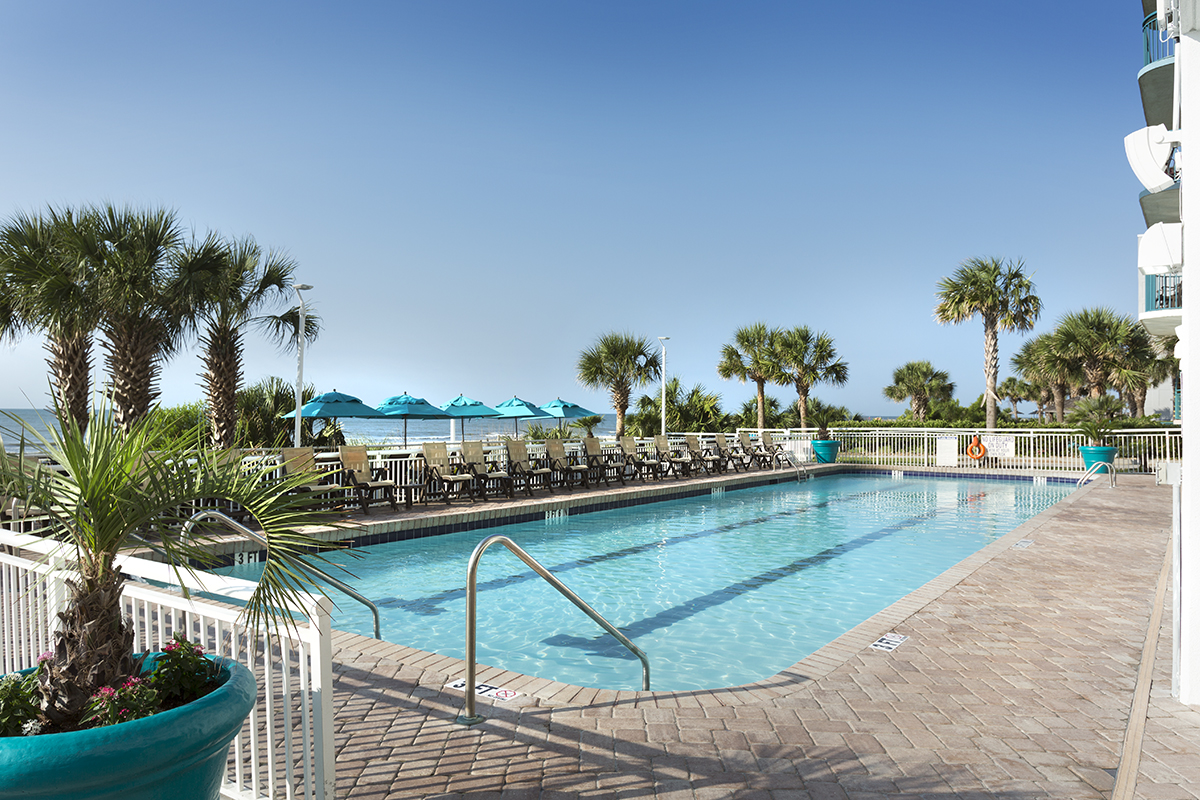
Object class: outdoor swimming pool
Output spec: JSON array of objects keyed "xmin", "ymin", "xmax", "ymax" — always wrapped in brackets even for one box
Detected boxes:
[{"xmin": 220, "ymin": 473, "xmax": 1073, "ymax": 691}]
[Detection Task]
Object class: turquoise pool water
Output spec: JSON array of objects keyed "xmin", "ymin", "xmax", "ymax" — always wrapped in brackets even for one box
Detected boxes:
[{"xmin": 219, "ymin": 474, "xmax": 1072, "ymax": 691}]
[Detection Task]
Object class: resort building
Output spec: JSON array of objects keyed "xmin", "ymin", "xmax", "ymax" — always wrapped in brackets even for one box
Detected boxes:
[{"xmin": 1127, "ymin": 0, "xmax": 1199, "ymax": 703}]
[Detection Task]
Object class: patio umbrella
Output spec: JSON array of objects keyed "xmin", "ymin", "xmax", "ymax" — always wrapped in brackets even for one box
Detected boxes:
[
  {"xmin": 377, "ymin": 393, "xmax": 451, "ymax": 447},
  {"xmin": 539, "ymin": 397, "xmax": 600, "ymax": 423},
  {"xmin": 439, "ymin": 395, "xmax": 500, "ymax": 442},
  {"xmin": 283, "ymin": 390, "xmax": 388, "ymax": 419},
  {"xmin": 493, "ymin": 395, "xmax": 552, "ymax": 436}
]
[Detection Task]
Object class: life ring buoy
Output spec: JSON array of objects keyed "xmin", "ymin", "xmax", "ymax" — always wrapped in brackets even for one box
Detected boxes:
[{"xmin": 967, "ymin": 436, "xmax": 987, "ymax": 460}]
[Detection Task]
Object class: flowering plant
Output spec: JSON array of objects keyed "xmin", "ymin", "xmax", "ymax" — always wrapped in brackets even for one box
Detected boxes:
[
  {"xmin": 81, "ymin": 676, "xmax": 160, "ymax": 728},
  {"xmin": 151, "ymin": 633, "xmax": 226, "ymax": 709}
]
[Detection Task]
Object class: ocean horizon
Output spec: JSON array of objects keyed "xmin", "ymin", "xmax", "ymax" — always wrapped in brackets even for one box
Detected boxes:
[{"xmin": 1, "ymin": 408, "xmax": 619, "ymax": 453}]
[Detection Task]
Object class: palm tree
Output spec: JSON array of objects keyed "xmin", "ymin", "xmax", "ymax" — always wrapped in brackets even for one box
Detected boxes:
[
  {"xmin": 197, "ymin": 236, "xmax": 306, "ymax": 449},
  {"xmin": 1011, "ymin": 333, "xmax": 1078, "ymax": 423},
  {"xmin": 576, "ymin": 332, "xmax": 660, "ymax": 438},
  {"xmin": 773, "ymin": 326, "xmax": 849, "ymax": 430},
  {"xmin": 934, "ymin": 257, "xmax": 1041, "ymax": 429},
  {"xmin": 0, "ymin": 400, "xmax": 336, "ymax": 729},
  {"xmin": 72, "ymin": 205, "xmax": 219, "ymax": 430},
  {"xmin": 717, "ymin": 323, "xmax": 782, "ymax": 430},
  {"xmin": 1050, "ymin": 308, "xmax": 1145, "ymax": 399},
  {"xmin": 0, "ymin": 208, "xmax": 99, "ymax": 432},
  {"xmin": 883, "ymin": 361, "xmax": 955, "ymax": 422},
  {"xmin": 1112, "ymin": 328, "xmax": 1172, "ymax": 417},
  {"xmin": 997, "ymin": 376, "xmax": 1030, "ymax": 419},
  {"xmin": 236, "ymin": 377, "xmax": 318, "ymax": 447}
]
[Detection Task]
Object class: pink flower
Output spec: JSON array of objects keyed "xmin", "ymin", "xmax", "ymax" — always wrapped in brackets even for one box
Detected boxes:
[{"xmin": 37, "ymin": 652, "xmax": 52, "ymax": 663}]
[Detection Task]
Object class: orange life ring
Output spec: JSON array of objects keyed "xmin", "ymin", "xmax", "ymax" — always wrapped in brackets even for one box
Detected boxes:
[{"xmin": 966, "ymin": 436, "xmax": 987, "ymax": 460}]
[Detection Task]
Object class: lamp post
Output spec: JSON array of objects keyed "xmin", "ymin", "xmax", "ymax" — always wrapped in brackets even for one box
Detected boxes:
[
  {"xmin": 658, "ymin": 336, "xmax": 669, "ymax": 436},
  {"xmin": 292, "ymin": 284, "xmax": 313, "ymax": 448}
]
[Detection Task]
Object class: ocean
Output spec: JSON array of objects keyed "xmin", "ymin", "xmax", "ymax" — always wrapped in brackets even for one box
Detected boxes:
[{"xmin": 1, "ymin": 408, "xmax": 618, "ymax": 452}]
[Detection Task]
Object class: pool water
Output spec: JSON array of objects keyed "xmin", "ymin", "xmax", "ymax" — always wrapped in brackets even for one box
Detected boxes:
[{"xmin": 219, "ymin": 474, "xmax": 1072, "ymax": 690}]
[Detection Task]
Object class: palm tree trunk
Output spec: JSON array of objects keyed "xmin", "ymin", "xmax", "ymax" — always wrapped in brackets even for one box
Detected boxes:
[
  {"xmin": 46, "ymin": 330, "xmax": 92, "ymax": 434},
  {"xmin": 1053, "ymin": 385, "xmax": 1066, "ymax": 422},
  {"xmin": 103, "ymin": 318, "xmax": 163, "ymax": 430},
  {"xmin": 611, "ymin": 384, "xmax": 630, "ymax": 439},
  {"xmin": 913, "ymin": 394, "xmax": 928, "ymax": 421},
  {"xmin": 755, "ymin": 380, "xmax": 766, "ymax": 429},
  {"xmin": 983, "ymin": 318, "xmax": 999, "ymax": 429},
  {"xmin": 795, "ymin": 384, "xmax": 809, "ymax": 429},
  {"xmin": 202, "ymin": 324, "xmax": 243, "ymax": 450}
]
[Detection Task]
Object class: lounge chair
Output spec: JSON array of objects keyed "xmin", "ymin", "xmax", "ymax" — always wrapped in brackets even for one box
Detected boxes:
[
  {"xmin": 654, "ymin": 435, "xmax": 693, "ymax": 478},
  {"xmin": 737, "ymin": 431, "xmax": 774, "ymax": 469},
  {"xmin": 759, "ymin": 431, "xmax": 788, "ymax": 469},
  {"xmin": 619, "ymin": 437, "xmax": 660, "ymax": 481},
  {"xmin": 461, "ymin": 440, "xmax": 513, "ymax": 499},
  {"xmin": 685, "ymin": 435, "xmax": 725, "ymax": 474},
  {"xmin": 583, "ymin": 437, "xmax": 624, "ymax": 486},
  {"xmin": 505, "ymin": 440, "xmax": 554, "ymax": 496},
  {"xmin": 280, "ymin": 447, "xmax": 338, "ymax": 509},
  {"xmin": 339, "ymin": 445, "xmax": 399, "ymax": 513},
  {"xmin": 545, "ymin": 438, "xmax": 589, "ymax": 490},
  {"xmin": 421, "ymin": 442, "xmax": 478, "ymax": 504},
  {"xmin": 713, "ymin": 433, "xmax": 749, "ymax": 472}
]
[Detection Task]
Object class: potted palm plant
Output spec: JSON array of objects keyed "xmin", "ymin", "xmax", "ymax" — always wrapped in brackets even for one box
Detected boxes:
[
  {"xmin": 807, "ymin": 403, "xmax": 844, "ymax": 464},
  {"xmin": 1068, "ymin": 396, "xmax": 1123, "ymax": 471},
  {"xmin": 0, "ymin": 400, "xmax": 339, "ymax": 800}
]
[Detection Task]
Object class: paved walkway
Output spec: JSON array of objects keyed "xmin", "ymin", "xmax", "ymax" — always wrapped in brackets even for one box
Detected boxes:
[{"xmin": 323, "ymin": 474, "xmax": 1195, "ymax": 799}]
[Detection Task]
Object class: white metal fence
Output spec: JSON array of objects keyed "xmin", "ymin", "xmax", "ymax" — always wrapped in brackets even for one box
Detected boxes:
[
  {"xmin": 735, "ymin": 427, "xmax": 1183, "ymax": 473},
  {"xmin": 0, "ymin": 528, "xmax": 334, "ymax": 800}
]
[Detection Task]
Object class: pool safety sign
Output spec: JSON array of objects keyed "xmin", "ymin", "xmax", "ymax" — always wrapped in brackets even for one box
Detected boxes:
[
  {"xmin": 869, "ymin": 632, "xmax": 908, "ymax": 652},
  {"xmin": 979, "ymin": 434, "xmax": 1015, "ymax": 458},
  {"xmin": 935, "ymin": 436, "xmax": 958, "ymax": 467},
  {"xmin": 446, "ymin": 679, "xmax": 522, "ymax": 702}
]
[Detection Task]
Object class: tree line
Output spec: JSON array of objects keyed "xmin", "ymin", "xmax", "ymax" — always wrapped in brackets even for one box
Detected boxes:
[{"xmin": 0, "ymin": 204, "xmax": 318, "ymax": 449}]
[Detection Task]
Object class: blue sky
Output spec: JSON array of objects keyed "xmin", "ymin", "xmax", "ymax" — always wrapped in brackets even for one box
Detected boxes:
[{"xmin": 0, "ymin": 2, "xmax": 1147, "ymax": 418}]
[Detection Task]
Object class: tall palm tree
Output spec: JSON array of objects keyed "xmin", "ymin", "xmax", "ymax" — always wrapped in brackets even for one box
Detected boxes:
[
  {"xmin": 1115, "ymin": 330, "xmax": 1174, "ymax": 417},
  {"xmin": 883, "ymin": 361, "xmax": 955, "ymax": 422},
  {"xmin": 576, "ymin": 332, "xmax": 660, "ymax": 438},
  {"xmin": 630, "ymin": 377, "xmax": 727, "ymax": 434},
  {"xmin": 71, "ymin": 205, "xmax": 218, "ymax": 430},
  {"xmin": 1050, "ymin": 308, "xmax": 1145, "ymax": 399},
  {"xmin": 717, "ymin": 323, "xmax": 782, "ymax": 430},
  {"xmin": 0, "ymin": 208, "xmax": 99, "ymax": 432},
  {"xmin": 934, "ymin": 257, "xmax": 1041, "ymax": 429},
  {"xmin": 197, "ymin": 236, "xmax": 305, "ymax": 449},
  {"xmin": 773, "ymin": 326, "xmax": 849, "ymax": 430},
  {"xmin": 1011, "ymin": 333, "xmax": 1077, "ymax": 423}
]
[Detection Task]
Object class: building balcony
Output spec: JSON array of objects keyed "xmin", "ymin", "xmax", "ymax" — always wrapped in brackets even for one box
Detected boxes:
[
  {"xmin": 1139, "ymin": 13, "xmax": 1175, "ymax": 127},
  {"xmin": 1140, "ymin": 272, "xmax": 1183, "ymax": 336},
  {"xmin": 1140, "ymin": 182, "xmax": 1181, "ymax": 226}
]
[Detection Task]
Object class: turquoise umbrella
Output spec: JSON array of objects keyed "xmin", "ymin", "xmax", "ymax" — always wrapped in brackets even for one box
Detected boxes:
[
  {"xmin": 539, "ymin": 397, "xmax": 599, "ymax": 422},
  {"xmin": 377, "ymin": 393, "xmax": 451, "ymax": 447},
  {"xmin": 439, "ymin": 395, "xmax": 500, "ymax": 442},
  {"xmin": 283, "ymin": 390, "xmax": 387, "ymax": 419},
  {"xmin": 493, "ymin": 396, "xmax": 552, "ymax": 436}
]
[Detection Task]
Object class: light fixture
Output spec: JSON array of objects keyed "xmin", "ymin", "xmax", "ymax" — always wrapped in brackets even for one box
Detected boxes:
[{"xmin": 658, "ymin": 336, "xmax": 669, "ymax": 436}]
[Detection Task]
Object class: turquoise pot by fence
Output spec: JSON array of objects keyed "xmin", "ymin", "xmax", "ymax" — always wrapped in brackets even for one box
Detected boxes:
[
  {"xmin": 0, "ymin": 657, "xmax": 255, "ymax": 800},
  {"xmin": 811, "ymin": 440, "xmax": 840, "ymax": 464},
  {"xmin": 1080, "ymin": 445, "xmax": 1118, "ymax": 472}
]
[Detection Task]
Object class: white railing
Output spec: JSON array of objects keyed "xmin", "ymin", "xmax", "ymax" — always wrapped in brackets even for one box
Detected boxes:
[
  {"xmin": 0, "ymin": 528, "xmax": 334, "ymax": 800},
  {"xmin": 735, "ymin": 427, "xmax": 1183, "ymax": 473}
]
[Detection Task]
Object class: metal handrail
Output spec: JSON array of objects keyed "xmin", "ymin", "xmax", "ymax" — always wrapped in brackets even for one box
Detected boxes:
[
  {"xmin": 1077, "ymin": 461, "xmax": 1117, "ymax": 489},
  {"xmin": 457, "ymin": 534, "xmax": 650, "ymax": 725},
  {"xmin": 780, "ymin": 451, "xmax": 809, "ymax": 482},
  {"xmin": 182, "ymin": 509, "xmax": 382, "ymax": 639}
]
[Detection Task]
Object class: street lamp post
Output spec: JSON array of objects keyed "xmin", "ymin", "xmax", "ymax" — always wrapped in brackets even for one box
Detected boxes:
[
  {"xmin": 293, "ymin": 284, "xmax": 313, "ymax": 448},
  {"xmin": 658, "ymin": 336, "xmax": 669, "ymax": 436}
]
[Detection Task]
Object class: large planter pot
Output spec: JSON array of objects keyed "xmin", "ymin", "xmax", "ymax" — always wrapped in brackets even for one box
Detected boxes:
[
  {"xmin": 0, "ymin": 657, "xmax": 256, "ymax": 800},
  {"xmin": 811, "ymin": 440, "xmax": 841, "ymax": 464},
  {"xmin": 1080, "ymin": 445, "xmax": 1118, "ymax": 472}
]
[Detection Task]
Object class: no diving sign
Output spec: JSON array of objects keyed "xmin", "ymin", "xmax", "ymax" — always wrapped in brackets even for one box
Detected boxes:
[{"xmin": 446, "ymin": 679, "xmax": 522, "ymax": 702}]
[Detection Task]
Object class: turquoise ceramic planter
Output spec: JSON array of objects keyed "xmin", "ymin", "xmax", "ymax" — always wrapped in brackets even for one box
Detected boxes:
[
  {"xmin": 1080, "ymin": 445, "xmax": 1118, "ymax": 472},
  {"xmin": 0, "ymin": 658, "xmax": 255, "ymax": 800},
  {"xmin": 811, "ymin": 440, "xmax": 840, "ymax": 464}
]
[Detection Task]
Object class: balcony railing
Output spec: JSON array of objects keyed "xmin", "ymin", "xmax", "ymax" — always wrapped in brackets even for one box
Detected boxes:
[
  {"xmin": 1145, "ymin": 13, "xmax": 1176, "ymax": 67},
  {"xmin": 1146, "ymin": 273, "xmax": 1183, "ymax": 311}
]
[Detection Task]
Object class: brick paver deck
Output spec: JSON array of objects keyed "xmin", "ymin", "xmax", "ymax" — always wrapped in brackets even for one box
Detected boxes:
[{"xmin": 323, "ymin": 473, "xmax": 1192, "ymax": 799}]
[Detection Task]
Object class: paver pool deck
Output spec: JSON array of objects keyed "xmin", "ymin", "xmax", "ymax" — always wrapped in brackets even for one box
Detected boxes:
[{"xmin": 321, "ymin": 471, "xmax": 1197, "ymax": 799}]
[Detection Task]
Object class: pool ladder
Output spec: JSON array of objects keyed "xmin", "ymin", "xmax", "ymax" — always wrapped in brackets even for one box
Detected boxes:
[
  {"xmin": 1077, "ymin": 462, "xmax": 1117, "ymax": 489},
  {"xmin": 456, "ymin": 534, "xmax": 650, "ymax": 725},
  {"xmin": 180, "ymin": 510, "xmax": 383, "ymax": 639},
  {"xmin": 780, "ymin": 450, "xmax": 809, "ymax": 483}
]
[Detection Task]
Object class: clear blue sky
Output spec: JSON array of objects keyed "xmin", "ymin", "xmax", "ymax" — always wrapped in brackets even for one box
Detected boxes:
[{"xmin": 0, "ymin": 2, "xmax": 1146, "ymax": 418}]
